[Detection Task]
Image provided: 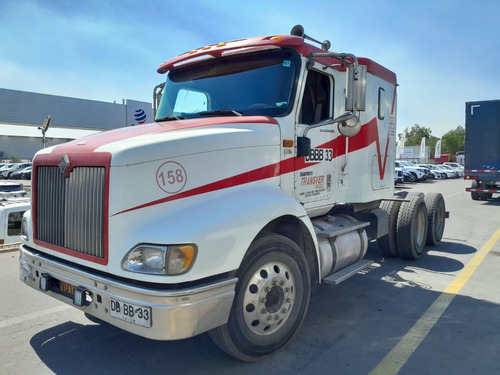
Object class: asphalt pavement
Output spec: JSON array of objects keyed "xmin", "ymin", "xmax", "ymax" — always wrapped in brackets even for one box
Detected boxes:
[{"xmin": 1, "ymin": 178, "xmax": 499, "ymax": 374}]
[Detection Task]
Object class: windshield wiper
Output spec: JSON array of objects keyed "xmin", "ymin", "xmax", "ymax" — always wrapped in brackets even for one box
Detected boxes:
[
  {"xmin": 198, "ymin": 109, "xmax": 243, "ymax": 117},
  {"xmin": 155, "ymin": 115, "xmax": 185, "ymax": 122}
]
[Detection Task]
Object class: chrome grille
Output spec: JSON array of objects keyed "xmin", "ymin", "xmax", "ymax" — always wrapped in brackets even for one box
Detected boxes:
[{"xmin": 36, "ymin": 166, "xmax": 106, "ymax": 258}]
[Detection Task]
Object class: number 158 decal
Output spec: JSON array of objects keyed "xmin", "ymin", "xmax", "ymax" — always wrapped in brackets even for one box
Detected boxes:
[
  {"xmin": 157, "ymin": 161, "xmax": 187, "ymax": 194},
  {"xmin": 305, "ymin": 148, "xmax": 333, "ymax": 163}
]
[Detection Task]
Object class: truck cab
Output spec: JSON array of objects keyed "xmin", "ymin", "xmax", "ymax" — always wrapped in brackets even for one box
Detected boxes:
[{"xmin": 19, "ymin": 26, "xmax": 446, "ymax": 362}]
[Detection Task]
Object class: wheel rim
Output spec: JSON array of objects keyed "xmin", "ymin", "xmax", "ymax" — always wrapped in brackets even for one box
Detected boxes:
[
  {"xmin": 242, "ymin": 261, "xmax": 295, "ymax": 336},
  {"xmin": 416, "ymin": 208, "xmax": 426, "ymax": 248}
]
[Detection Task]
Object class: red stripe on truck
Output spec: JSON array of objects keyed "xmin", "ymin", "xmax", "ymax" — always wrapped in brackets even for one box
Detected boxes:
[{"xmin": 113, "ymin": 117, "xmax": 390, "ymax": 216}]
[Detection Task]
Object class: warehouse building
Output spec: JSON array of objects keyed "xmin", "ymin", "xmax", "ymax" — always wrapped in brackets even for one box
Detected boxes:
[{"xmin": 0, "ymin": 88, "xmax": 152, "ymax": 161}]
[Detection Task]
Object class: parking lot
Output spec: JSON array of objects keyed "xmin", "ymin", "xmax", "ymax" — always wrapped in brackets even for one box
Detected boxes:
[{"xmin": 1, "ymin": 178, "xmax": 499, "ymax": 374}]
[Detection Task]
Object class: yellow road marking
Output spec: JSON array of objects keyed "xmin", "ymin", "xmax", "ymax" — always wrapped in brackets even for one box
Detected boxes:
[{"xmin": 370, "ymin": 227, "xmax": 500, "ymax": 375}]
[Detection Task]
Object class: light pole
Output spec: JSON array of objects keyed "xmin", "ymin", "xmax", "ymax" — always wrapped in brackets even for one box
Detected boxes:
[{"xmin": 38, "ymin": 115, "xmax": 51, "ymax": 148}]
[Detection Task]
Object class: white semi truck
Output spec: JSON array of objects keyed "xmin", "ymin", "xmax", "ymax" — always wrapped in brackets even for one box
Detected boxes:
[{"xmin": 19, "ymin": 26, "xmax": 446, "ymax": 361}]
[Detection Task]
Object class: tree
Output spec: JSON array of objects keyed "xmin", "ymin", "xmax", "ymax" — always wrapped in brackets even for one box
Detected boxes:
[
  {"xmin": 9, "ymin": 153, "xmax": 21, "ymax": 163},
  {"xmin": 402, "ymin": 124, "xmax": 439, "ymax": 153},
  {"xmin": 441, "ymin": 126, "xmax": 465, "ymax": 157}
]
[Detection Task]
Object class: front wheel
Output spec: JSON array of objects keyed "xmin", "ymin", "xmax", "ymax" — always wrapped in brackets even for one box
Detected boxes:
[{"xmin": 209, "ymin": 234, "xmax": 311, "ymax": 362}]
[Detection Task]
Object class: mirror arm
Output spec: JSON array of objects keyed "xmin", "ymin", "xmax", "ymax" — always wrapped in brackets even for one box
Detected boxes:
[
  {"xmin": 303, "ymin": 118, "xmax": 336, "ymax": 138},
  {"xmin": 309, "ymin": 52, "xmax": 358, "ymax": 70}
]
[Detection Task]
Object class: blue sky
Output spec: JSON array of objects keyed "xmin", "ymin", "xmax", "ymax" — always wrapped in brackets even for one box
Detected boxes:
[{"xmin": 1, "ymin": 0, "xmax": 499, "ymax": 137}]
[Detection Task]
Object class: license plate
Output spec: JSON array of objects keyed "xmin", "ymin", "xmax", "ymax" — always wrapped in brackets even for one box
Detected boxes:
[
  {"xmin": 59, "ymin": 280, "xmax": 77, "ymax": 296},
  {"xmin": 110, "ymin": 298, "xmax": 152, "ymax": 328}
]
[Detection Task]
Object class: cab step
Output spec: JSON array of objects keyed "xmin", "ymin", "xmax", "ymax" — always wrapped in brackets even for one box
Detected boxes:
[{"xmin": 322, "ymin": 259, "xmax": 373, "ymax": 286}]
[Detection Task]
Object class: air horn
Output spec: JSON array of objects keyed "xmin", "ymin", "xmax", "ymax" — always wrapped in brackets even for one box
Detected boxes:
[{"xmin": 290, "ymin": 25, "xmax": 331, "ymax": 51}]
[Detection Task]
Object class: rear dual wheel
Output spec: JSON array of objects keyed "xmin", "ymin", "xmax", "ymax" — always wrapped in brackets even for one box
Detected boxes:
[
  {"xmin": 377, "ymin": 200, "xmax": 401, "ymax": 257},
  {"xmin": 377, "ymin": 192, "xmax": 425, "ymax": 258},
  {"xmin": 209, "ymin": 234, "xmax": 310, "ymax": 362},
  {"xmin": 424, "ymin": 192, "xmax": 446, "ymax": 246},
  {"xmin": 471, "ymin": 181, "xmax": 492, "ymax": 200},
  {"xmin": 471, "ymin": 181, "xmax": 480, "ymax": 200},
  {"xmin": 379, "ymin": 192, "xmax": 446, "ymax": 259},
  {"xmin": 397, "ymin": 196, "xmax": 428, "ymax": 260}
]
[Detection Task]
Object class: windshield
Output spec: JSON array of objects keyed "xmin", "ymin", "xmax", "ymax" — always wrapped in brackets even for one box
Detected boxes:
[{"xmin": 155, "ymin": 50, "xmax": 300, "ymax": 121}]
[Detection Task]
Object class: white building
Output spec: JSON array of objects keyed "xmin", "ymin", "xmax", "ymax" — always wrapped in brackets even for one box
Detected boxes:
[{"xmin": 0, "ymin": 88, "xmax": 152, "ymax": 161}]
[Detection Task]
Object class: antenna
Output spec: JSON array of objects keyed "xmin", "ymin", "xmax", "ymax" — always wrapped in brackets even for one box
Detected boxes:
[{"xmin": 290, "ymin": 25, "xmax": 331, "ymax": 51}]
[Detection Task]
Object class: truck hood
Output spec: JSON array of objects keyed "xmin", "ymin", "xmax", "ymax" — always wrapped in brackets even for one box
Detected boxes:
[{"xmin": 37, "ymin": 116, "xmax": 280, "ymax": 166}]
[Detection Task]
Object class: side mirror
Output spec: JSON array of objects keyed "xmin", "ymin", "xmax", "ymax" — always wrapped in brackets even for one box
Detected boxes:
[
  {"xmin": 346, "ymin": 65, "xmax": 366, "ymax": 112},
  {"xmin": 297, "ymin": 136, "xmax": 311, "ymax": 157},
  {"xmin": 153, "ymin": 82, "xmax": 165, "ymax": 118},
  {"xmin": 335, "ymin": 112, "xmax": 361, "ymax": 137},
  {"xmin": 297, "ymin": 112, "xmax": 360, "ymax": 158}
]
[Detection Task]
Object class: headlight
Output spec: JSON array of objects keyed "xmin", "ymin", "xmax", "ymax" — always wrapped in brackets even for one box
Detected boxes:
[{"xmin": 122, "ymin": 244, "xmax": 196, "ymax": 275}]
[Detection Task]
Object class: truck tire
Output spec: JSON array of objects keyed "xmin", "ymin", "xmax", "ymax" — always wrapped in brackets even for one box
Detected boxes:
[
  {"xmin": 470, "ymin": 181, "xmax": 491, "ymax": 200},
  {"xmin": 424, "ymin": 192, "xmax": 446, "ymax": 246},
  {"xmin": 397, "ymin": 196, "xmax": 428, "ymax": 260},
  {"xmin": 209, "ymin": 234, "xmax": 311, "ymax": 362},
  {"xmin": 377, "ymin": 200, "xmax": 401, "ymax": 257},
  {"xmin": 471, "ymin": 181, "xmax": 480, "ymax": 200},
  {"xmin": 404, "ymin": 191, "xmax": 424, "ymax": 200}
]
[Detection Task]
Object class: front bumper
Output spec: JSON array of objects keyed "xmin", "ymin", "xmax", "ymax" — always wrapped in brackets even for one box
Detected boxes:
[{"xmin": 19, "ymin": 245, "xmax": 237, "ymax": 340}]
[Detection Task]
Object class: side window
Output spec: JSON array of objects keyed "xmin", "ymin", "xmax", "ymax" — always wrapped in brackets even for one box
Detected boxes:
[
  {"xmin": 7, "ymin": 211, "xmax": 25, "ymax": 236},
  {"xmin": 378, "ymin": 87, "xmax": 386, "ymax": 120},
  {"xmin": 299, "ymin": 70, "xmax": 331, "ymax": 125},
  {"xmin": 173, "ymin": 89, "xmax": 208, "ymax": 114}
]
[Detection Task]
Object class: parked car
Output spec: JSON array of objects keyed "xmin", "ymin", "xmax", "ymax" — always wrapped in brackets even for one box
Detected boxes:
[
  {"xmin": 443, "ymin": 162, "xmax": 464, "ymax": 170},
  {"xmin": 441, "ymin": 164, "xmax": 464, "ymax": 177},
  {"xmin": 395, "ymin": 168, "xmax": 404, "ymax": 184},
  {"xmin": 418, "ymin": 164, "xmax": 444, "ymax": 180},
  {"xmin": 9, "ymin": 170, "xmax": 22, "ymax": 180},
  {"xmin": 395, "ymin": 161, "xmax": 428, "ymax": 182},
  {"xmin": 435, "ymin": 165, "xmax": 459, "ymax": 178},
  {"xmin": 20, "ymin": 168, "xmax": 32, "ymax": 180},
  {"xmin": 10, "ymin": 166, "xmax": 31, "ymax": 180},
  {"xmin": 427, "ymin": 165, "xmax": 447, "ymax": 179},
  {"xmin": 0, "ymin": 163, "xmax": 32, "ymax": 179},
  {"xmin": 402, "ymin": 169, "xmax": 416, "ymax": 182},
  {"xmin": 0, "ymin": 164, "xmax": 14, "ymax": 179}
]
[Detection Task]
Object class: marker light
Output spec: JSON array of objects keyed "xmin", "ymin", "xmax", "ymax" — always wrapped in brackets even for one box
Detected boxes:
[{"xmin": 167, "ymin": 245, "xmax": 196, "ymax": 275}]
